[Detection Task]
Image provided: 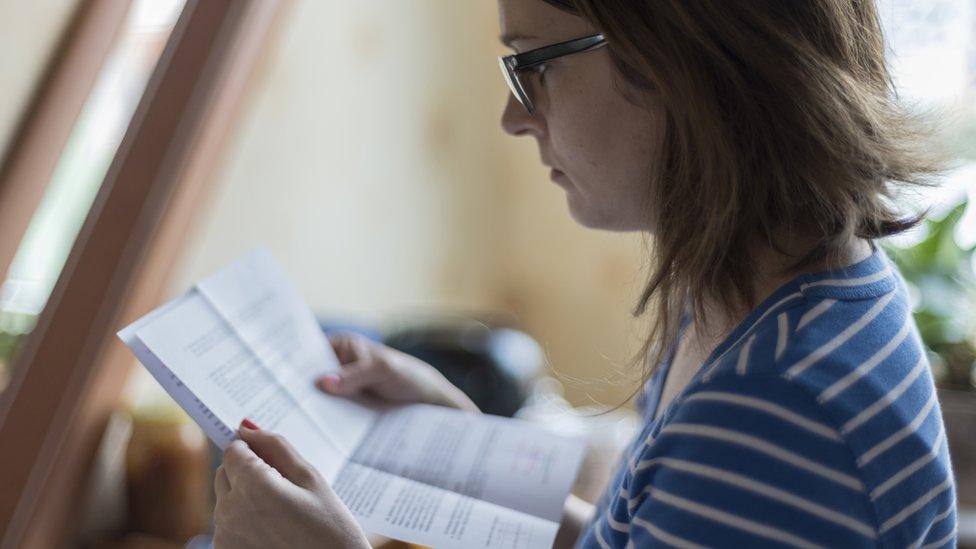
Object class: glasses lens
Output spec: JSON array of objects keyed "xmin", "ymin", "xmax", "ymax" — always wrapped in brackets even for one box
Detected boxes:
[{"xmin": 498, "ymin": 57, "xmax": 534, "ymax": 114}]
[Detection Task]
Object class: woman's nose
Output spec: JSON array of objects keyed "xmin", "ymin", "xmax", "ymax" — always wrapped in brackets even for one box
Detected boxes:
[{"xmin": 501, "ymin": 94, "xmax": 545, "ymax": 138}]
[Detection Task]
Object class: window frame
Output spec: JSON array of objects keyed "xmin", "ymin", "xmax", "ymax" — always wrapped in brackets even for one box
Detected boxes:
[
  {"xmin": 0, "ymin": 0, "xmax": 131, "ymax": 288},
  {"xmin": 0, "ymin": 0, "xmax": 287, "ymax": 545}
]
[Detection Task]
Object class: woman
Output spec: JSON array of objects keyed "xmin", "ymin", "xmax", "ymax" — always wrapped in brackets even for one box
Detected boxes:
[{"xmin": 213, "ymin": 0, "xmax": 958, "ymax": 547}]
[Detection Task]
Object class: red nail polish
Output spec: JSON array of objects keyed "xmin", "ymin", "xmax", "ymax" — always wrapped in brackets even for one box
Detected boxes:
[
  {"xmin": 318, "ymin": 374, "xmax": 340, "ymax": 390},
  {"xmin": 241, "ymin": 418, "xmax": 260, "ymax": 431}
]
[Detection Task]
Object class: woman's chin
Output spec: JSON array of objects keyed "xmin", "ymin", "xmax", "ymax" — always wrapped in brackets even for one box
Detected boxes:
[
  {"xmin": 565, "ymin": 195, "xmax": 649, "ymax": 233},
  {"xmin": 565, "ymin": 196, "xmax": 609, "ymax": 230}
]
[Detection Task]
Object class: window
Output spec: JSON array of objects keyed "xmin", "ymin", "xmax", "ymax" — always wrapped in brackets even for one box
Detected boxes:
[{"xmin": 0, "ymin": 0, "xmax": 186, "ymax": 393}]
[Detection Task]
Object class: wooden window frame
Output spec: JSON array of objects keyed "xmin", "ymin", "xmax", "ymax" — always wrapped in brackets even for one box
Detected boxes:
[
  {"xmin": 0, "ymin": 0, "xmax": 131, "ymax": 284},
  {"xmin": 0, "ymin": 0, "xmax": 287, "ymax": 546}
]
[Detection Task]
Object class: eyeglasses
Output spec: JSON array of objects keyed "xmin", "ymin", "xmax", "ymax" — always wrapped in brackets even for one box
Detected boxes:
[{"xmin": 499, "ymin": 33, "xmax": 607, "ymax": 115}]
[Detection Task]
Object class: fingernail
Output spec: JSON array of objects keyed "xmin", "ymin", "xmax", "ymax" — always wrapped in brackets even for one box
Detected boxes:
[
  {"xmin": 240, "ymin": 418, "xmax": 260, "ymax": 431},
  {"xmin": 317, "ymin": 374, "xmax": 341, "ymax": 391}
]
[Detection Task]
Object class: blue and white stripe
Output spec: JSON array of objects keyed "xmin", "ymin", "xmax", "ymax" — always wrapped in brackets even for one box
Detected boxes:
[{"xmin": 578, "ymin": 246, "xmax": 957, "ymax": 548}]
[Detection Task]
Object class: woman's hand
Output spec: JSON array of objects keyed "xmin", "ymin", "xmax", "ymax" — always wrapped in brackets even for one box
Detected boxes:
[
  {"xmin": 318, "ymin": 332, "xmax": 479, "ymax": 412},
  {"xmin": 213, "ymin": 423, "xmax": 370, "ymax": 549}
]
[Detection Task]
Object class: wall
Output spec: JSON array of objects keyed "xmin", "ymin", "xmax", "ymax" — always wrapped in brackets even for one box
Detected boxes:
[{"xmin": 172, "ymin": 0, "xmax": 647, "ymax": 406}]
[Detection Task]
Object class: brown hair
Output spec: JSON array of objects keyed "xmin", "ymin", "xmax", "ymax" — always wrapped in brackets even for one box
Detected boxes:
[{"xmin": 541, "ymin": 0, "xmax": 945, "ymax": 392}]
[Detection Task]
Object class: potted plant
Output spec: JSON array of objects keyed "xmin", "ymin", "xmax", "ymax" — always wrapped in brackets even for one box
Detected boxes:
[{"xmin": 886, "ymin": 199, "xmax": 976, "ymax": 506}]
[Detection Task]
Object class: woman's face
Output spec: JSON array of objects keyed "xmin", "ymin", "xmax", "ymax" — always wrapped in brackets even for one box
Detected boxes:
[{"xmin": 498, "ymin": 0, "xmax": 665, "ymax": 232}]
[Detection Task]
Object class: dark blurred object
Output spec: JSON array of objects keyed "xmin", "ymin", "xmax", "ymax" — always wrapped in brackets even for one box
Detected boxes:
[
  {"xmin": 940, "ymin": 389, "xmax": 976, "ymax": 506},
  {"xmin": 946, "ymin": 387, "xmax": 976, "ymax": 548},
  {"xmin": 125, "ymin": 405, "xmax": 210, "ymax": 543},
  {"xmin": 318, "ymin": 320, "xmax": 384, "ymax": 343},
  {"xmin": 383, "ymin": 314, "xmax": 543, "ymax": 417}
]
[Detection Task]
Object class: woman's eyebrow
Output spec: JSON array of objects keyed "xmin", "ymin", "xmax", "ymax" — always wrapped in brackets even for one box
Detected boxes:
[{"xmin": 500, "ymin": 32, "xmax": 538, "ymax": 47}]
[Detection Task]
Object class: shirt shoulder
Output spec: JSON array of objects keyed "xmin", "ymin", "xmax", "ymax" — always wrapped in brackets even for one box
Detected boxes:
[{"xmin": 696, "ymin": 248, "xmax": 927, "ymax": 423}]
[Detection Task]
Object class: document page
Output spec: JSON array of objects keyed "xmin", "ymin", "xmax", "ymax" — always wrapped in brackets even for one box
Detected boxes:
[
  {"xmin": 119, "ymin": 293, "xmax": 239, "ymax": 448},
  {"xmin": 118, "ymin": 250, "xmax": 585, "ymax": 549},
  {"xmin": 338, "ymin": 404, "xmax": 586, "ymax": 547},
  {"xmin": 195, "ymin": 250, "xmax": 378, "ymax": 457},
  {"xmin": 351, "ymin": 404, "xmax": 583, "ymax": 522}
]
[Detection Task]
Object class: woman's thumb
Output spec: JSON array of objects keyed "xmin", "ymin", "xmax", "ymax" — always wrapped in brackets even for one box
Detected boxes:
[{"xmin": 237, "ymin": 421, "xmax": 321, "ymax": 489}]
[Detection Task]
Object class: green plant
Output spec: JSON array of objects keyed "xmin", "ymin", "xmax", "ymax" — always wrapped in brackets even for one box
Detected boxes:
[
  {"xmin": 0, "ymin": 310, "xmax": 37, "ymax": 391},
  {"xmin": 0, "ymin": 329, "xmax": 19, "ymax": 391},
  {"xmin": 885, "ymin": 200, "xmax": 976, "ymax": 390}
]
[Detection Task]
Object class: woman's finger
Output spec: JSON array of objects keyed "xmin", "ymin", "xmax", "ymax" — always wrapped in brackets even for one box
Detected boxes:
[
  {"xmin": 221, "ymin": 439, "xmax": 266, "ymax": 484},
  {"xmin": 214, "ymin": 464, "xmax": 231, "ymax": 497},
  {"xmin": 316, "ymin": 361, "xmax": 378, "ymax": 396},
  {"xmin": 327, "ymin": 332, "xmax": 361, "ymax": 364},
  {"xmin": 238, "ymin": 423, "xmax": 320, "ymax": 489}
]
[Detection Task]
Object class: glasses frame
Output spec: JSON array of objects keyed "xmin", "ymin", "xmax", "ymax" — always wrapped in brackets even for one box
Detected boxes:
[{"xmin": 499, "ymin": 33, "xmax": 607, "ymax": 115}]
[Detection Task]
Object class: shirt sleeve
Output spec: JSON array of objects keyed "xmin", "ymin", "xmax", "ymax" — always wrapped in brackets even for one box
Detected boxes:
[{"xmin": 620, "ymin": 372, "xmax": 878, "ymax": 548}]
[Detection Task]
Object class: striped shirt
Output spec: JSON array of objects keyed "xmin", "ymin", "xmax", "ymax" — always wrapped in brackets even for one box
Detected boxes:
[{"xmin": 578, "ymin": 246, "xmax": 957, "ymax": 548}]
